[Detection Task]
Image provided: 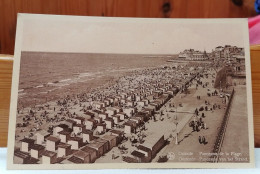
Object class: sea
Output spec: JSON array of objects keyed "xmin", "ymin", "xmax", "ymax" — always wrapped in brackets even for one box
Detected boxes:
[{"xmin": 18, "ymin": 52, "xmax": 177, "ymax": 108}]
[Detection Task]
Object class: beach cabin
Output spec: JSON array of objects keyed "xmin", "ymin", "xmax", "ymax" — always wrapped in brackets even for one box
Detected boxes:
[
  {"xmin": 130, "ymin": 117, "xmax": 142, "ymax": 125},
  {"xmin": 64, "ymin": 119, "xmax": 76, "ymax": 129},
  {"xmin": 109, "ymin": 129, "xmax": 124, "ymax": 144},
  {"xmin": 35, "ymin": 130, "xmax": 50, "ymax": 145},
  {"xmin": 135, "ymin": 95, "xmax": 142, "ymax": 102},
  {"xmin": 165, "ymin": 90, "xmax": 174, "ymax": 96},
  {"xmin": 57, "ymin": 143, "xmax": 71, "ymax": 158},
  {"xmin": 123, "ymin": 107, "xmax": 136, "ymax": 117},
  {"xmin": 14, "ymin": 150, "xmax": 30, "ymax": 164},
  {"xmin": 96, "ymin": 139, "xmax": 109, "ymax": 153},
  {"xmin": 127, "ymin": 95, "xmax": 134, "ymax": 101},
  {"xmin": 137, "ymin": 145, "xmax": 152, "ymax": 162},
  {"xmin": 94, "ymin": 116, "xmax": 102, "ymax": 123},
  {"xmin": 20, "ymin": 138, "xmax": 35, "ymax": 153},
  {"xmin": 67, "ymin": 137, "xmax": 83, "ymax": 150},
  {"xmin": 137, "ymin": 101, "xmax": 145, "ymax": 107},
  {"xmin": 82, "ymin": 130, "xmax": 94, "ymax": 143},
  {"xmin": 98, "ymin": 112, "xmax": 108, "ymax": 121},
  {"xmin": 126, "ymin": 100, "xmax": 134, "ymax": 107},
  {"xmin": 104, "ymin": 118, "xmax": 114, "ymax": 129},
  {"xmin": 131, "ymin": 150, "xmax": 145, "ymax": 163},
  {"xmin": 93, "ymin": 102, "xmax": 105, "ymax": 110},
  {"xmin": 147, "ymin": 94, "xmax": 154, "ymax": 101},
  {"xmin": 136, "ymin": 112, "xmax": 149, "ymax": 122},
  {"xmin": 143, "ymin": 108, "xmax": 154, "ymax": 116},
  {"xmin": 106, "ymin": 97, "xmax": 114, "ymax": 105},
  {"xmin": 42, "ymin": 150, "xmax": 57, "ymax": 164},
  {"xmin": 101, "ymin": 134, "xmax": 117, "ymax": 150},
  {"xmin": 140, "ymin": 135, "xmax": 165, "ymax": 159},
  {"xmin": 57, "ymin": 130, "xmax": 71, "ymax": 143},
  {"xmin": 85, "ymin": 111, "xmax": 95, "ymax": 118},
  {"xmin": 46, "ymin": 136, "xmax": 61, "ymax": 152},
  {"xmin": 71, "ymin": 150, "xmax": 91, "ymax": 163},
  {"xmin": 158, "ymin": 88, "xmax": 166, "ymax": 93},
  {"xmin": 114, "ymin": 96, "xmax": 121, "ymax": 102},
  {"xmin": 86, "ymin": 142, "xmax": 104, "ymax": 158},
  {"xmin": 117, "ymin": 112, "xmax": 126, "ymax": 120},
  {"xmin": 113, "ymin": 106, "xmax": 122, "ymax": 113},
  {"xmin": 105, "ymin": 107, "xmax": 117, "ymax": 117},
  {"xmin": 73, "ymin": 116, "xmax": 85, "ymax": 125},
  {"xmin": 73, "ymin": 124, "xmax": 84, "ymax": 135},
  {"xmin": 153, "ymin": 90, "xmax": 163, "ymax": 98},
  {"xmin": 120, "ymin": 92, "xmax": 127, "ymax": 99},
  {"xmin": 149, "ymin": 102, "xmax": 159, "ymax": 111},
  {"xmin": 53, "ymin": 125, "xmax": 65, "ymax": 136},
  {"xmin": 96, "ymin": 123, "xmax": 106, "ymax": 134},
  {"xmin": 81, "ymin": 146, "xmax": 97, "ymax": 163},
  {"xmin": 85, "ymin": 119, "xmax": 96, "ymax": 130},
  {"xmin": 120, "ymin": 98, "xmax": 126, "ymax": 105},
  {"xmin": 91, "ymin": 110, "xmax": 101, "ymax": 117},
  {"xmin": 104, "ymin": 99, "xmax": 111, "ymax": 106},
  {"xmin": 124, "ymin": 120, "xmax": 137, "ymax": 134},
  {"xmin": 30, "ymin": 144, "xmax": 45, "ymax": 159},
  {"xmin": 143, "ymin": 99, "xmax": 150, "ymax": 105},
  {"xmin": 112, "ymin": 115, "xmax": 120, "ymax": 124}
]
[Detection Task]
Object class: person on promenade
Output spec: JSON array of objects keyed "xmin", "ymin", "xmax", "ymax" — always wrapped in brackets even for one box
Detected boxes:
[{"xmin": 112, "ymin": 151, "xmax": 115, "ymax": 160}]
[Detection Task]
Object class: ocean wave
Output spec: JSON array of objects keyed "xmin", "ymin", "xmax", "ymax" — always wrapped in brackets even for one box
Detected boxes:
[
  {"xmin": 18, "ymin": 92, "xmax": 26, "ymax": 96},
  {"xmin": 35, "ymin": 85, "xmax": 44, "ymax": 88},
  {"xmin": 59, "ymin": 78, "xmax": 72, "ymax": 83},
  {"xmin": 78, "ymin": 72, "xmax": 93, "ymax": 78},
  {"xmin": 47, "ymin": 82, "xmax": 54, "ymax": 85},
  {"xmin": 18, "ymin": 89, "xmax": 24, "ymax": 93}
]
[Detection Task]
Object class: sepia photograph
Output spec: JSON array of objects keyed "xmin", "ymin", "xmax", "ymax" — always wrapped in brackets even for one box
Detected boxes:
[{"xmin": 7, "ymin": 14, "xmax": 254, "ymax": 169}]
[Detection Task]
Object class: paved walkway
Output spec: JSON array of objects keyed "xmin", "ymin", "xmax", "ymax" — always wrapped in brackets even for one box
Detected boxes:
[
  {"xmin": 153, "ymin": 70, "xmax": 227, "ymax": 162},
  {"xmin": 219, "ymin": 85, "xmax": 250, "ymax": 163}
]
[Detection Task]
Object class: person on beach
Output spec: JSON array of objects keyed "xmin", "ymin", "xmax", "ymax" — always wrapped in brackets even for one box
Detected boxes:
[
  {"xmin": 195, "ymin": 108, "xmax": 198, "ymax": 116},
  {"xmin": 202, "ymin": 136, "xmax": 206, "ymax": 145},
  {"xmin": 199, "ymin": 136, "xmax": 202, "ymax": 144}
]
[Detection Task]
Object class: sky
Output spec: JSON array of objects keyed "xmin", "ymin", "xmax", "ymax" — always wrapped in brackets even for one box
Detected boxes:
[{"xmin": 21, "ymin": 15, "xmax": 248, "ymax": 54}]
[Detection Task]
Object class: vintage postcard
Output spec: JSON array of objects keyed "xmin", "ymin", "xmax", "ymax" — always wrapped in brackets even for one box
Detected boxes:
[{"xmin": 7, "ymin": 14, "xmax": 254, "ymax": 169}]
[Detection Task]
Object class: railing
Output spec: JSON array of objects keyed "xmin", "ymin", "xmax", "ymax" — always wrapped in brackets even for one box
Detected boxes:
[{"xmin": 210, "ymin": 88, "xmax": 235, "ymax": 163}]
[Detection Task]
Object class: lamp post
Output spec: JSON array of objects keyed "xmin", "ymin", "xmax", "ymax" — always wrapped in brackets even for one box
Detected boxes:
[
  {"xmin": 174, "ymin": 121, "xmax": 179, "ymax": 145},
  {"xmin": 174, "ymin": 105, "xmax": 178, "ymax": 120}
]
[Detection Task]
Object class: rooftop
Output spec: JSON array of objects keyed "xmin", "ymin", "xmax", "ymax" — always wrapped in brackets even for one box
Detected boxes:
[
  {"xmin": 101, "ymin": 134, "xmax": 117, "ymax": 141},
  {"xmin": 57, "ymin": 142, "xmax": 71, "ymax": 149},
  {"xmin": 30, "ymin": 144, "xmax": 45, "ymax": 150},
  {"xmin": 69, "ymin": 137, "xmax": 82, "ymax": 142},
  {"xmin": 73, "ymin": 150, "xmax": 90, "ymax": 159},
  {"xmin": 81, "ymin": 146, "xmax": 97, "ymax": 153},
  {"xmin": 42, "ymin": 150, "xmax": 57, "ymax": 157},
  {"xmin": 137, "ymin": 145, "xmax": 151, "ymax": 152},
  {"xmin": 67, "ymin": 156, "xmax": 84, "ymax": 164},
  {"xmin": 14, "ymin": 150, "xmax": 29, "ymax": 159},
  {"xmin": 46, "ymin": 136, "xmax": 60, "ymax": 143},
  {"xmin": 66, "ymin": 119, "xmax": 76, "ymax": 124},
  {"xmin": 131, "ymin": 150, "xmax": 145, "ymax": 158},
  {"xmin": 109, "ymin": 129, "xmax": 123, "ymax": 135},
  {"xmin": 87, "ymin": 142, "xmax": 104, "ymax": 149},
  {"xmin": 82, "ymin": 129, "xmax": 93, "ymax": 134},
  {"xmin": 20, "ymin": 138, "xmax": 35, "ymax": 144},
  {"xmin": 58, "ymin": 130, "xmax": 71, "ymax": 135}
]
